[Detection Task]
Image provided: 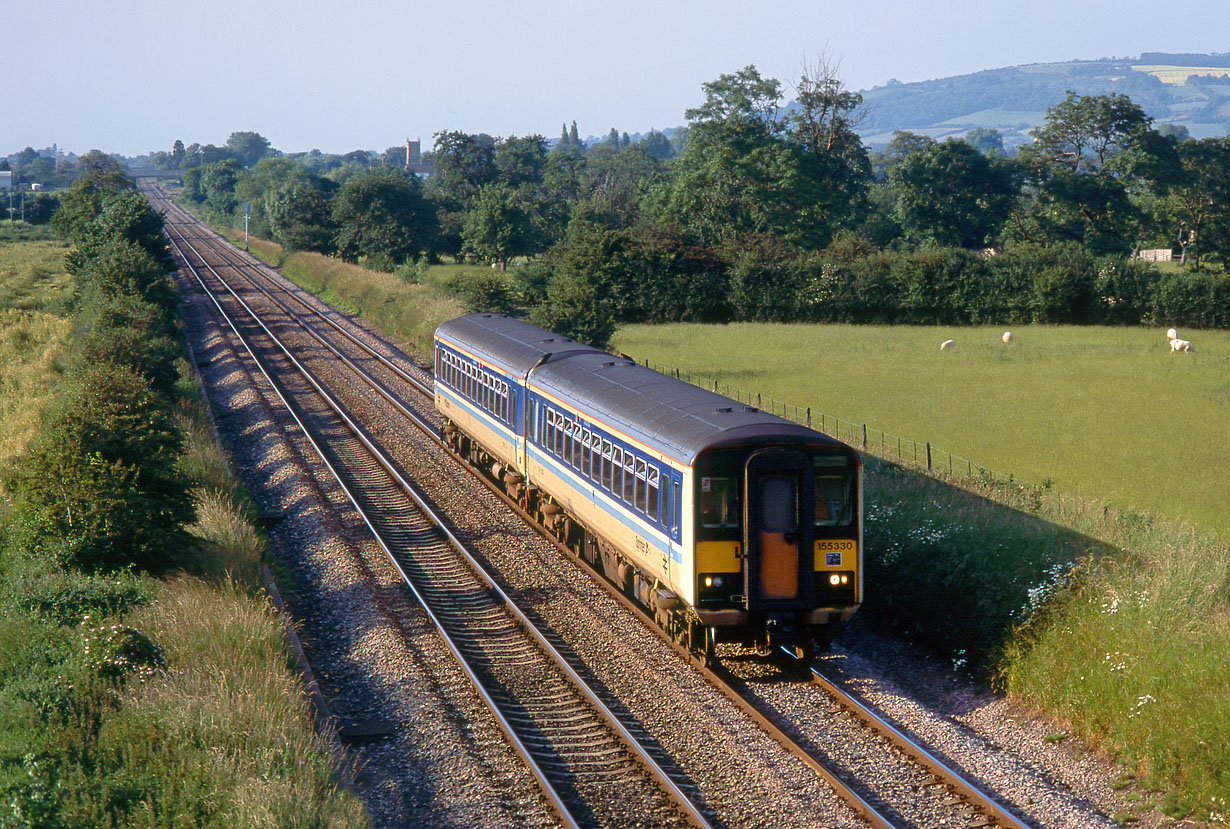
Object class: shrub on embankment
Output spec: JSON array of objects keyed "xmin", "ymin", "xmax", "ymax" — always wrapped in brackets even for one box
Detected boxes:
[
  {"xmin": 864, "ymin": 460, "xmax": 1229, "ymax": 822},
  {"xmin": 0, "ymin": 168, "xmax": 364, "ymax": 824}
]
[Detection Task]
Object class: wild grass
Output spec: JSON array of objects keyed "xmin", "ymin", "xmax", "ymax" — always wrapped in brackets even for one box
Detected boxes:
[
  {"xmin": 0, "ymin": 233, "xmax": 365, "ymax": 824},
  {"xmin": 107, "ymin": 575, "xmax": 366, "ymax": 827},
  {"xmin": 999, "ymin": 525, "xmax": 1230, "ymax": 820},
  {"xmin": 0, "ymin": 238, "xmax": 73, "ymax": 489},
  {"xmin": 611, "ymin": 322, "xmax": 1230, "ymax": 540},
  {"xmin": 211, "ymin": 226, "xmax": 465, "ymax": 356}
]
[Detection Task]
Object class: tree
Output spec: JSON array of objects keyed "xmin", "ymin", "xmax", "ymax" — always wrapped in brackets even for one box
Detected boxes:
[
  {"xmin": 494, "ymin": 135, "xmax": 548, "ymax": 190},
  {"xmin": 429, "ymin": 130, "xmax": 497, "ymax": 207},
  {"xmin": 331, "ymin": 167, "xmax": 437, "ymax": 267},
  {"xmin": 872, "ymin": 131, "xmax": 933, "ymax": 178},
  {"xmin": 199, "ymin": 158, "xmax": 244, "ymax": 217},
  {"xmin": 1157, "ymin": 136, "xmax": 1230, "ymax": 268},
  {"xmin": 890, "ymin": 139, "xmax": 1018, "ymax": 248},
  {"xmin": 171, "ymin": 139, "xmax": 186, "ymax": 167},
  {"xmin": 226, "ymin": 131, "xmax": 274, "ymax": 167},
  {"xmin": 266, "ymin": 180, "xmax": 337, "ymax": 254},
  {"xmin": 646, "ymin": 63, "xmax": 868, "ymax": 250},
  {"xmin": 642, "ymin": 130, "xmax": 672, "ymax": 160},
  {"xmin": 965, "ymin": 128, "xmax": 1005, "ymax": 156},
  {"xmin": 784, "ymin": 56, "xmax": 873, "ymax": 246},
  {"xmin": 51, "ymin": 152, "xmax": 132, "ymax": 241},
  {"xmin": 1013, "ymin": 91, "xmax": 1158, "ymax": 255},
  {"xmin": 461, "ymin": 183, "xmax": 542, "ymax": 268},
  {"xmin": 643, "ymin": 65, "xmax": 791, "ymax": 245}
]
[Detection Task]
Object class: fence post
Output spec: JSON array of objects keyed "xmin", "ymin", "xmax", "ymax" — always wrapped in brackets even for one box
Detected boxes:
[
  {"xmin": 862, "ymin": 424, "xmax": 867, "ymax": 449},
  {"xmin": 806, "ymin": 407, "xmax": 811, "ymax": 428},
  {"xmin": 714, "ymin": 379, "xmax": 718, "ymax": 392},
  {"xmin": 757, "ymin": 393, "xmax": 761, "ymax": 408},
  {"xmin": 926, "ymin": 442, "xmax": 932, "ymax": 471}
]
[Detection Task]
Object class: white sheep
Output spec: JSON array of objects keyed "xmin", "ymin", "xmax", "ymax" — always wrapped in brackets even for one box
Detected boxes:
[
  {"xmin": 1002, "ymin": 331, "xmax": 1013, "ymax": 343},
  {"xmin": 939, "ymin": 339, "xmax": 955, "ymax": 351},
  {"xmin": 1166, "ymin": 327, "xmax": 1178, "ymax": 341},
  {"xmin": 1170, "ymin": 338, "xmax": 1195, "ymax": 353}
]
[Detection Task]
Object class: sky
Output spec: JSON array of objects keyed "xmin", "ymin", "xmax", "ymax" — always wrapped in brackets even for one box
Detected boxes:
[{"xmin": 7, "ymin": 0, "xmax": 1230, "ymax": 158}]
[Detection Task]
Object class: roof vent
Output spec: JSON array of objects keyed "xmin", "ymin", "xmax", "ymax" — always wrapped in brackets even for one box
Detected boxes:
[
  {"xmin": 603, "ymin": 361, "xmax": 616, "ymax": 367},
  {"xmin": 717, "ymin": 406, "xmax": 734, "ymax": 413},
  {"xmin": 744, "ymin": 406, "xmax": 759, "ymax": 413}
]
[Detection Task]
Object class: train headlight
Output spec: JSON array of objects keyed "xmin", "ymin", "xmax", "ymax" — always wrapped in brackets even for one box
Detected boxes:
[
  {"xmin": 829, "ymin": 574, "xmax": 841, "ymax": 586},
  {"xmin": 704, "ymin": 576, "xmax": 725, "ymax": 588}
]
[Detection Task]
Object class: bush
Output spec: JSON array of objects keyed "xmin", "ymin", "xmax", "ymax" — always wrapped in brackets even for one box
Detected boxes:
[
  {"xmin": 16, "ymin": 362, "xmax": 194, "ymax": 574},
  {"xmin": 460, "ymin": 271, "xmax": 517, "ymax": 314},
  {"xmin": 530, "ymin": 268, "xmax": 616, "ymax": 348},
  {"xmin": 0, "ymin": 563, "xmax": 154, "ymax": 626},
  {"xmin": 1151, "ymin": 269, "xmax": 1230, "ymax": 328},
  {"xmin": 77, "ymin": 293, "xmax": 182, "ymax": 399},
  {"xmin": 67, "ymin": 237, "xmax": 177, "ymax": 310}
]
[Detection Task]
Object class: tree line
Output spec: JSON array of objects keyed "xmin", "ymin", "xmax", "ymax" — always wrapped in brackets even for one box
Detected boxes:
[{"xmin": 172, "ymin": 64, "xmax": 1230, "ymax": 345}]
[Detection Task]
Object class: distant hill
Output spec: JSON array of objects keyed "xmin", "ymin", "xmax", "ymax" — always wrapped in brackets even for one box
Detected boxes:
[{"xmin": 856, "ymin": 52, "xmax": 1230, "ymax": 148}]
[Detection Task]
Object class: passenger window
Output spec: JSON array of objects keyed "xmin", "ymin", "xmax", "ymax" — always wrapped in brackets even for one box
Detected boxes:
[
  {"xmin": 634, "ymin": 460, "xmax": 647, "ymax": 513},
  {"xmin": 647, "ymin": 468, "xmax": 659, "ymax": 521},
  {"xmin": 581, "ymin": 429, "xmax": 591, "ymax": 476},
  {"xmin": 602, "ymin": 441, "xmax": 613, "ymax": 490},
  {"xmin": 623, "ymin": 455, "xmax": 635, "ymax": 503}
]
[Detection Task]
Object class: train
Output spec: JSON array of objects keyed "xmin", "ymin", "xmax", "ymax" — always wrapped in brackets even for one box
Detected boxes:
[{"xmin": 434, "ymin": 313, "xmax": 863, "ymax": 662}]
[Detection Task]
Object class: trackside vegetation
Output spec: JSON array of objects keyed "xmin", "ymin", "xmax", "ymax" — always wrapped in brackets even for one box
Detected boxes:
[{"xmin": 0, "ymin": 161, "xmax": 364, "ymax": 825}]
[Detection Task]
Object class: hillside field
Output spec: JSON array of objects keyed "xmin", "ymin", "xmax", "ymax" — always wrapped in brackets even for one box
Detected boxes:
[{"xmin": 611, "ymin": 323, "xmax": 1230, "ymax": 541}]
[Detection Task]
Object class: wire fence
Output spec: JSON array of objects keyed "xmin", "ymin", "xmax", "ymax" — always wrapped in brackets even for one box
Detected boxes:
[{"xmin": 640, "ymin": 358, "xmax": 1031, "ymax": 487}]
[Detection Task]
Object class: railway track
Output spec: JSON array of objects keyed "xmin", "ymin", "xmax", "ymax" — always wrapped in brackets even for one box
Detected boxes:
[
  {"xmin": 156, "ymin": 197, "xmax": 710, "ymax": 829},
  {"xmin": 145, "ymin": 183, "xmax": 1036, "ymax": 828}
]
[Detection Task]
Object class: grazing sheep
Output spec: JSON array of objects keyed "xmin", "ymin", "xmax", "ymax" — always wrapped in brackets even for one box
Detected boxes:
[
  {"xmin": 1167, "ymin": 327, "xmax": 1178, "ymax": 340},
  {"xmin": 1170, "ymin": 338, "xmax": 1195, "ymax": 353},
  {"xmin": 940, "ymin": 339, "xmax": 955, "ymax": 351},
  {"xmin": 1002, "ymin": 331, "xmax": 1013, "ymax": 343}
]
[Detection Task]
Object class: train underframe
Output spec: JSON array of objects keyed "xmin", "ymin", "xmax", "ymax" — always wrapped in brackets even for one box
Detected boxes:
[{"xmin": 445, "ymin": 422, "xmax": 832, "ymax": 667}]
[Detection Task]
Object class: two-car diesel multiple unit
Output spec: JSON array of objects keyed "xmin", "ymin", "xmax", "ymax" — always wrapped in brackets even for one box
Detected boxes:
[{"xmin": 434, "ymin": 314, "xmax": 862, "ymax": 661}]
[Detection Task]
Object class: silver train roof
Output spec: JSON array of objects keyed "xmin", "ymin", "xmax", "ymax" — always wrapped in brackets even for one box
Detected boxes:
[{"xmin": 435, "ymin": 314, "xmax": 843, "ymax": 463}]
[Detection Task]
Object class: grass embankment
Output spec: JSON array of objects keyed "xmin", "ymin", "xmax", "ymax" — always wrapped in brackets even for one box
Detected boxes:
[
  {"xmin": 214, "ymin": 226, "xmax": 464, "ymax": 354},
  {"xmin": 613, "ymin": 321, "xmax": 1229, "ymax": 821},
  {"xmin": 0, "ymin": 227, "xmax": 366, "ymax": 825}
]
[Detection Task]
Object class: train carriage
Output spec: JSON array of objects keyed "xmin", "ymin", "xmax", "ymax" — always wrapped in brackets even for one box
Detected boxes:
[{"xmin": 435, "ymin": 314, "xmax": 862, "ymax": 660}]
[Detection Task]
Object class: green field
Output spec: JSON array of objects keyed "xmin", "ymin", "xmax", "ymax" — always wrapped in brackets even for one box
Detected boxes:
[{"xmin": 611, "ymin": 323, "xmax": 1230, "ymax": 541}]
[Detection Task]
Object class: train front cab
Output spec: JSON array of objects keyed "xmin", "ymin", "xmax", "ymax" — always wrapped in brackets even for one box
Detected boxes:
[{"xmin": 693, "ymin": 442, "xmax": 861, "ymax": 657}]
